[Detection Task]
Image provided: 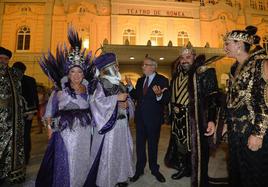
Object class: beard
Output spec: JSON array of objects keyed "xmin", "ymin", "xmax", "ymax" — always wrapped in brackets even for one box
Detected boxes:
[{"xmin": 181, "ymin": 63, "xmax": 191, "ymax": 71}]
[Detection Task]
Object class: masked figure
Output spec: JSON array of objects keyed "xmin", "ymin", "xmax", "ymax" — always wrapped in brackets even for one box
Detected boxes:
[{"xmin": 85, "ymin": 53, "xmax": 134, "ymax": 187}]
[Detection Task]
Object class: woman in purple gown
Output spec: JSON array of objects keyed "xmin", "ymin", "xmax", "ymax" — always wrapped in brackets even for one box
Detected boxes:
[{"xmin": 35, "ymin": 28, "xmax": 93, "ymax": 187}]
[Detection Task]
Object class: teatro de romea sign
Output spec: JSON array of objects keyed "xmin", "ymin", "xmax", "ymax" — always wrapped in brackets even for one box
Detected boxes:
[{"xmin": 119, "ymin": 8, "xmax": 190, "ymax": 18}]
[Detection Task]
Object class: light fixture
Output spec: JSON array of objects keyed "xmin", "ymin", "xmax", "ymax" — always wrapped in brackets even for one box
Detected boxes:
[
  {"xmin": 82, "ymin": 38, "xmax": 89, "ymax": 49},
  {"xmin": 159, "ymin": 57, "xmax": 164, "ymax": 60},
  {"xmin": 129, "ymin": 56, "xmax": 135, "ymax": 60}
]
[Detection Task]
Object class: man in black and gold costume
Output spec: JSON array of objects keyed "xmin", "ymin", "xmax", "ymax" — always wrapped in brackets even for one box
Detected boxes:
[
  {"xmin": 0, "ymin": 47, "xmax": 25, "ymax": 184},
  {"xmin": 165, "ymin": 47, "xmax": 218, "ymax": 187},
  {"xmin": 13, "ymin": 61, "xmax": 38, "ymax": 165}
]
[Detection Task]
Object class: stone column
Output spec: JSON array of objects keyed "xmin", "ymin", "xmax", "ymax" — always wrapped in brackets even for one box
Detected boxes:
[
  {"xmin": 42, "ymin": 0, "xmax": 55, "ymax": 52},
  {"xmin": 0, "ymin": 0, "xmax": 5, "ymax": 45}
]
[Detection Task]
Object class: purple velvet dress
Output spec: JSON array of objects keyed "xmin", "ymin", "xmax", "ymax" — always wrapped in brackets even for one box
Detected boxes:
[{"xmin": 35, "ymin": 84, "xmax": 92, "ymax": 187}]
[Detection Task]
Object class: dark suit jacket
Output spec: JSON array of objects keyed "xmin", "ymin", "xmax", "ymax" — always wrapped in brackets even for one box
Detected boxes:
[
  {"xmin": 21, "ymin": 75, "xmax": 39, "ymax": 115},
  {"xmin": 130, "ymin": 73, "xmax": 169, "ymax": 126}
]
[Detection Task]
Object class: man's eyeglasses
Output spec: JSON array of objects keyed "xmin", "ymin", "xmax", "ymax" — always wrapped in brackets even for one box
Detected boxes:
[{"xmin": 142, "ymin": 63, "xmax": 154, "ymax": 67}]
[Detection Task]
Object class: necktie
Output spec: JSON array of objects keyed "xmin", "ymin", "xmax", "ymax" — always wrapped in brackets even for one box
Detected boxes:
[{"xmin": 143, "ymin": 76, "xmax": 149, "ymax": 95}]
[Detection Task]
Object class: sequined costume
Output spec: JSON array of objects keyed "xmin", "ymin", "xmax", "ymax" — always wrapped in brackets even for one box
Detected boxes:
[
  {"xmin": 0, "ymin": 63, "xmax": 25, "ymax": 183},
  {"xmin": 36, "ymin": 83, "xmax": 92, "ymax": 187},
  {"xmin": 226, "ymin": 48, "xmax": 268, "ymax": 187},
  {"xmin": 35, "ymin": 28, "xmax": 93, "ymax": 187},
  {"xmin": 165, "ymin": 55, "xmax": 219, "ymax": 187}
]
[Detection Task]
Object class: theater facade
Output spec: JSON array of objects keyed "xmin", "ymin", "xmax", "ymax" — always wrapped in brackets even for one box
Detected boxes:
[{"xmin": 0, "ymin": 0, "xmax": 267, "ymax": 87}]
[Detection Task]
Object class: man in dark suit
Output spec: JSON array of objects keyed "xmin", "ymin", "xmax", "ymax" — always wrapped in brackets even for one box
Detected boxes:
[
  {"xmin": 12, "ymin": 61, "xmax": 38, "ymax": 165},
  {"xmin": 126, "ymin": 57, "xmax": 169, "ymax": 183}
]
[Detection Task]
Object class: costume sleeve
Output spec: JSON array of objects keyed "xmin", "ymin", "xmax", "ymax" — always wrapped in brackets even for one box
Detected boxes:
[
  {"xmin": 24, "ymin": 78, "xmax": 39, "ymax": 115},
  {"xmin": 129, "ymin": 79, "xmax": 139, "ymax": 100},
  {"xmin": 44, "ymin": 90, "xmax": 59, "ymax": 118},
  {"xmin": 204, "ymin": 68, "xmax": 219, "ymax": 123},
  {"xmin": 251, "ymin": 60, "xmax": 268, "ymax": 138},
  {"xmin": 90, "ymin": 82, "xmax": 118, "ymax": 134}
]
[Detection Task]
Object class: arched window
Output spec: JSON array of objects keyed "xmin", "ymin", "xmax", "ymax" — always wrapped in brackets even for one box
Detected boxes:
[
  {"xmin": 78, "ymin": 6, "xmax": 87, "ymax": 15},
  {"xmin": 177, "ymin": 31, "xmax": 189, "ymax": 46},
  {"xmin": 150, "ymin": 29, "xmax": 163, "ymax": 46},
  {"xmin": 123, "ymin": 29, "xmax": 136, "ymax": 45},
  {"xmin": 263, "ymin": 36, "xmax": 268, "ymax": 53},
  {"xmin": 17, "ymin": 26, "xmax": 30, "ymax": 51}
]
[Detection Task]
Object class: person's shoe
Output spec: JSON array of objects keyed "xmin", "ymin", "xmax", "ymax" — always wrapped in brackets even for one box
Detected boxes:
[
  {"xmin": 130, "ymin": 172, "xmax": 144, "ymax": 182},
  {"xmin": 0, "ymin": 178, "xmax": 5, "ymax": 185},
  {"xmin": 152, "ymin": 172, "xmax": 166, "ymax": 183},
  {"xmin": 117, "ymin": 182, "xmax": 128, "ymax": 187},
  {"xmin": 171, "ymin": 167, "xmax": 191, "ymax": 180}
]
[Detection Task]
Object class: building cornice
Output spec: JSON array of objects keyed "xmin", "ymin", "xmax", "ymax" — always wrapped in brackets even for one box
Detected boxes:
[
  {"xmin": 112, "ymin": 0, "xmax": 200, "ymax": 8},
  {"xmin": 2, "ymin": 0, "xmax": 46, "ymax": 2}
]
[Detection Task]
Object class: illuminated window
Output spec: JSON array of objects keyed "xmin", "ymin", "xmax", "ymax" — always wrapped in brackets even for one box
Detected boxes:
[
  {"xmin": 17, "ymin": 26, "xmax": 30, "ymax": 51},
  {"xmin": 250, "ymin": 0, "xmax": 257, "ymax": 9},
  {"xmin": 177, "ymin": 31, "xmax": 189, "ymax": 46},
  {"xmin": 123, "ymin": 29, "xmax": 136, "ymax": 45},
  {"xmin": 226, "ymin": 0, "xmax": 232, "ymax": 6},
  {"xmin": 150, "ymin": 30, "xmax": 163, "ymax": 46},
  {"xmin": 263, "ymin": 36, "xmax": 268, "ymax": 53},
  {"xmin": 208, "ymin": 0, "xmax": 216, "ymax": 4},
  {"xmin": 21, "ymin": 7, "xmax": 31, "ymax": 13}
]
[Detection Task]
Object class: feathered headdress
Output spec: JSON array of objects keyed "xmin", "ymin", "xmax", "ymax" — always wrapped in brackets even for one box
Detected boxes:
[{"xmin": 39, "ymin": 27, "xmax": 93, "ymax": 90}]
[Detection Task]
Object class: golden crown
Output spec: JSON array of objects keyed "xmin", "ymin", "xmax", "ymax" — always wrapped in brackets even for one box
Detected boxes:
[{"xmin": 224, "ymin": 31, "xmax": 254, "ymax": 45}]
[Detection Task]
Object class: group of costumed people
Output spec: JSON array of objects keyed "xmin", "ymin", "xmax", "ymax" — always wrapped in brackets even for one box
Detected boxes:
[
  {"xmin": 2, "ymin": 24, "xmax": 268, "ymax": 187},
  {"xmin": 35, "ymin": 28, "xmax": 134, "ymax": 187},
  {"xmin": 165, "ymin": 25, "xmax": 268, "ymax": 187}
]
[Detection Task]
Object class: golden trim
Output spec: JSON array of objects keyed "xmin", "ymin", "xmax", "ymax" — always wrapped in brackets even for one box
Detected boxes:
[
  {"xmin": 8, "ymin": 69, "xmax": 19, "ymax": 170},
  {"xmin": 261, "ymin": 60, "xmax": 268, "ymax": 83},
  {"xmin": 264, "ymin": 84, "xmax": 268, "ymax": 108},
  {"xmin": 0, "ymin": 98, "xmax": 10, "ymax": 107},
  {"xmin": 227, "ymin": 59, "xmax": 255, "ymax": 110},
  {"xmin": 186, "ymin": 109, "xmax": 191, "ymax": 152},
  {"xmin": 194, "ymin": 73, "xmax": 201, "ymax": 187}
]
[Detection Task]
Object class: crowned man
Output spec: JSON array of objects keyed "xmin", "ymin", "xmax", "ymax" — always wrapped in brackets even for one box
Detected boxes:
[{"xmin": 164, "ymin": 46, "xmax": 219, "ymax": 187}]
